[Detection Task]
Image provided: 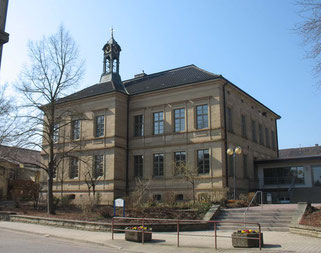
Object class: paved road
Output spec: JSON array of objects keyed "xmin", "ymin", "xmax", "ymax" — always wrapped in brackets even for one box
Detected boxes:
[{"xmin": 0, "ymin": 229, "xmax": 120, "ymax": 253}]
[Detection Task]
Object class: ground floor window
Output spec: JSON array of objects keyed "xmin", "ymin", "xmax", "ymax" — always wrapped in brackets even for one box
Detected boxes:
[
  {"xmin": 263, "ymin": 166, "xmax": 304, "ymax": 185},
  {"xmin": 197, "ymin": 149, "xmax": 209, "ymax": 174},
  {"xmin": 312, "ymin": 166, "xmax": 321, "ymax": 186},
  {"xmin": 153, "ymin": 153, "xmax": 164, "ymax": 176}
]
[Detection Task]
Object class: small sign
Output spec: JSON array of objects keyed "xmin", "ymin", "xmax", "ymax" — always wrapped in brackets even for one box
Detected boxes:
[
  {"xmin": 115, "ymin": 198, "xmax": 124, "ymax": 207},
  {"xmin": 114, "ymin": 198, "xmax": 125, "ymax": 217}
]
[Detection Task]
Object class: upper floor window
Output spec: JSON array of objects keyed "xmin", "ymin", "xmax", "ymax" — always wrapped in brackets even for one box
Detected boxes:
[
  {"xmin": 265, "ymin": 127, "xmax": 270, "ymax": 147},
  {"xmin": 227, "ymin": 107, "xmax": 233, "ymax": 132},
  {"xmin": 71, "ymin": 120, "xmax": 80, "ymax": 140},
  {"xmin": 241, "ymin": 114, "xmax": 247, "ymax": 138},
  {"xmin": 95, "ymin": 115, "xmax": 104, "ymax": 137},
  {"xmin": 197, "ymin": 149, "xmax": 209, "ymax": 174},
  {"xmin": 69, "ymin": 157, "xmax": 79, "ymax": 179},
  {"xmin": 153, "ymin": 153, "xmax": 164, "ymax": 176},
  {"xmin": 53, "ymin": 123, "xmax": 59, "ymax": 143},
  {"xmin": 196, "ymin": 105, "xmax": 208, "ymax": 129},
  {"xmin": 251, "ymin": 120, "xmax": 257, "ymax": 143},
  {"xmin": 134, "ymin": 115, "xmax": 144, "ymax": 137},
  {"xmin": 259, "ymin": 124, "xmax": 264, "ymax": 145},
  {"xmin": 134, "ymin": 155, "xmax": 143, "ymax": 177},
  {"xmin": 94, "ymin": 155, "xmax": 104, "ymax": 178},
  {"xmin": 271, "ymin": 130, "xmax": 276, "ymax": 150},
  {"xmin": 174, "ymin": 108, "xmax": 185, "ymax": 132},
  {"xmin": 153, "ymin": 112, "xmax": 164, "ymax": 135}
]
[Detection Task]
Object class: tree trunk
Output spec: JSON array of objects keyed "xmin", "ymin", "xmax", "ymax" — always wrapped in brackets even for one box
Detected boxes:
[{"xmin": 47, "ymin": 176, "xmax": 55, "ymax": 214}]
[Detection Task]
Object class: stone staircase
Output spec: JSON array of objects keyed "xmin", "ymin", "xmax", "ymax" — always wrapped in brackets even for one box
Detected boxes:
[{"xmin": 213, "ymin": 204, "xmax": 297, "ymax": 232}]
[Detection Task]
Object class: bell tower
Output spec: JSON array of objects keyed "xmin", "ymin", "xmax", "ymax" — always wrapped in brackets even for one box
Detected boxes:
[{"xmin": 101, "ymin": 28, "xmax": 121, "ymax": 82}]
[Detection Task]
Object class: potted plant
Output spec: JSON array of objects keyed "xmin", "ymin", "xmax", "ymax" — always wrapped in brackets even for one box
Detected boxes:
[
  {"xmin": 232, "ymin": 229, "xmax": 263, "ymax": 248},
  {"xmin": 125, "ymin": 226, "xmax": 152, "ymax": 242}
]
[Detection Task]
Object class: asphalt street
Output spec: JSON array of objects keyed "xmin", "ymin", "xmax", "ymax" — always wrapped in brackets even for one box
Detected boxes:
[{"xmin": 0, "ymin": 229, "xmax": 120, "ymax": 253}]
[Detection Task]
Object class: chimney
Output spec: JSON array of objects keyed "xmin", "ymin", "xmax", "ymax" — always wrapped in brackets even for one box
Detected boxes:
[{"xmin": 134, "ymin": 70, "xmax": 147, "ymax": 79}]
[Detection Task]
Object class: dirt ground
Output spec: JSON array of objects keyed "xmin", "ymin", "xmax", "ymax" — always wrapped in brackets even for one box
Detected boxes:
[{"xmin": 300, "ymin": 205, "xmax": 321, "ymax": 227}]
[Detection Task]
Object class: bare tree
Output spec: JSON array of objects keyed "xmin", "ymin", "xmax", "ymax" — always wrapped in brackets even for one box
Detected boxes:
[
  {"xmin": 174, "ymin": 162, "xmax": 198, "ymax": 204},
  {"xmin": 133, "ymin": 177, "xmax": 151, "ymax": 207},
  {"xmin": 83, "ymin": 160, "xmax": 102, "ymax": 198},
  {"xmin": 16, "ymin": 25, "xmax": 84, "ymax": 214},
  {"xmin": 0, "ymin": 85, "xmax": 19, "ymax": 145},
  {"xmin": 295, "ymin": 0, "xmax": 321, "ymax": 85}
]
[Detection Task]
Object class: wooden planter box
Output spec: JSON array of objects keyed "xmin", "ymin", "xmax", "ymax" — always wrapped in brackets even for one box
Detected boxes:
[
  {"xmin": 232, "ymin": 232, "xmax": 264, "ymax": 248},
  {"xmin": 125, "ymin": 229, "xmax": 152, "ymax": 242}
]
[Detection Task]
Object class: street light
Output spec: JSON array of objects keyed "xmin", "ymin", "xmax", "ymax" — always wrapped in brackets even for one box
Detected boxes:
[{"xmin": 227, "ymin": 146, "xmax": 242, "ymax": 200}]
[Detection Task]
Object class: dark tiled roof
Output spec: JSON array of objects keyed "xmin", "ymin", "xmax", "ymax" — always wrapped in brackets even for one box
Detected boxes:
[
  {"xmin": 58, "ymin": 65, "xmax": 220, "ymax": 103},
  {"xmin": 0, "ymin": 145, "xmax": 41, "ymax": 167},
  {"xmin": 124, "ymin": 65, "xmax": 220, "ymax": 95},
  {"xmin": 279, "ymin": 145, "xmax": 321, "ymax": 158}
]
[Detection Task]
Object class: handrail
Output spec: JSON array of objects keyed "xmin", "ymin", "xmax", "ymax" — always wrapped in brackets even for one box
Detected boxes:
[
  {"xmin": 243, "ymin": 191, "xmax": 263, "ymax": 228},
  {"xmin": 112, "ymin": 216, "xmax": 262, "ymax": 250}
]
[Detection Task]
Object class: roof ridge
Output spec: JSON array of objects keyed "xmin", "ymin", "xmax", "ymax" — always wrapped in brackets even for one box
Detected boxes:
[{"xmin": 123, "ymin": 64, "xmax": 197, "ymax": 84}]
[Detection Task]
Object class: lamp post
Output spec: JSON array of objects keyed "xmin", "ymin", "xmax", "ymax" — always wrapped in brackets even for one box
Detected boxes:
[{"xmin": 227, "ymin": 146, "xmax": 242, "ymax": 200}]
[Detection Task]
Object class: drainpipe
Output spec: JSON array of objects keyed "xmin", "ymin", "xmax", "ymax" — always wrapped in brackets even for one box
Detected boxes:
[
  {"xmin": 222, "ymin": 81, "xmax": 229, "ymax": 188},
  {"xmin": 126, "ymin": 95, "xmax": 130, "ymax": 195},
  {"xmin": 274, "ymin": 119, "xmax": 280, "ymax": 158}
]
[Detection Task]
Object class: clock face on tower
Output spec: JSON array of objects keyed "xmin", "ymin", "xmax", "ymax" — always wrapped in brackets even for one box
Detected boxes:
[{"xmin": 105, "ymin": 45, "xmax": 111, "ymax": 54}]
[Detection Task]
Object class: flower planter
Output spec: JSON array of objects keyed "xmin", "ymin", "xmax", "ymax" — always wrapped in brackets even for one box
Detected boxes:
[
  {"xmin": 125, "ymin": 229, "xmax": 152, "ymax": 242},
  {"xmin": 232, "ymin": 232, "xmax": 263, "ymax": 248}
]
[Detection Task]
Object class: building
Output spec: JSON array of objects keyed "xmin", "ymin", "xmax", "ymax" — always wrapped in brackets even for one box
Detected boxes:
[
  {"xmin": 0, "ymin": 145, "xmax": 41, "ymax": 200},
  {"xmin": 0, "ymin": 0, "xmax": 9, "ymax": 70},
  {"xmin": 43, "ymin": 33, "xmax": 280, "ymax": 204},
  {"xmin": 256, "ymin": 145, "xmax": 321, "ymax": 203}
]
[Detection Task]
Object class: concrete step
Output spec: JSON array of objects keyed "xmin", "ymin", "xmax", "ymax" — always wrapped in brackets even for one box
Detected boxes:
[
  {"xmin": 214, "ymin": 226, "xmax": 289, "ymax": 232},
  {"xmin": 214, "ymin": 219, "xmax": 291, "ymax": 224},
  {"xmin": 218, "ymin": 213, "xmax": 294, "ymax": 218}
]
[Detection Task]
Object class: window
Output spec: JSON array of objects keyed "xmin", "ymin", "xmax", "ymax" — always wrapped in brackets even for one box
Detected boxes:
[
  {"xmin": 227, "ymin": 107, "xmax": 233, "ymax": 132},
  {"xmin": 264, "ymin": 167, "xmax": 305, "ymax": 185},
  {"xmin": 196, "ymin": 105, "xmax": 208, "ymax": 129},
  {"xmin": 312, "ymin": 166, "xmax": 321, "ymax": 186},
  {"xmin": 251, "ymin": 120, "xmax": 257, "ymax": 143},
  {"xmin": 153, "ymin": 153, "xmax": 164, "ymax": 176},
  {"xmin": 241, "ymin": 114, "xmax": 247, "ymax": 138},
  {"xmin": 69, "ymin": 157, "xmax": 78, "ymax": 179},
  {"xmin": 154, "ymin": 194, "xmax": 162, "ymax": 201},
  {"xmin": 271, "ymin": 130, "xmax": 276, "ymax": 150},
  {"xmin": 197, "ymin": 149, "xmax": 210, "ymax": 174},
  {"xmin": 174, "ymin": 108, "xmax": 185, "ymax": 132},
  {"xmin": 228, "ymin": 155, "xmax": 234, "ymax": 176},
  {"xmin": 176, "ymin": 194, "xmax": 184, "ymax": 201},
  {"xmin": 243, "ymin": 154, "xmax": 248, "ymax": 178},
  {"xmin": 174, "ymin": 151, "xmax": 186, "ymax": 167},
  {"xmin": 95, "ymin": 115, "xmax": 104, "ymax": 137},
  {"xmin": 153, "ymin": 112, "xmax": 164, "ymax": 135},
  {"xmin": 53, "ymin": 124, "xmax": 59, "ymax": 143},
  {"xmin": 71, "ymin": 120, "xmax": 80, "ymax": 140},
  {"xmin": 94, "ymin": 155, "xmax": 104, "ymax": 178},
  {"xmin": 265, "ymin": 127, "xmax": 270, "ymax": 147},
  {"xmin": 259, "ymin": 124, "xmax": 264, "ymax": 145},
  {"xmin": 134, "ymin": 155, "xmax": 143, "ymax": 177},
  {"xmin": 134, "ymin": 115, "xmax": 144, "ymax": 137}
]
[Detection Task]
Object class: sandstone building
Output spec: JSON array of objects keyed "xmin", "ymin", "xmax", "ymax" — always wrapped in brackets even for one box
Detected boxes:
[{"xmin": 44, "ymin": 33, "xmax": 280, "ymax": 204}]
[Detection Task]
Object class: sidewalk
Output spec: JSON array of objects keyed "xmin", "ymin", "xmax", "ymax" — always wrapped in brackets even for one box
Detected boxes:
[{"xmin": 0, "ymin": 221, "xmax": 320, "ymax": 253}]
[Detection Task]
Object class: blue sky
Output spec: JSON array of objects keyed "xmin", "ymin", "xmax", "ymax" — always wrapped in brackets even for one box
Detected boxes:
[{"xmin": 0, "ymin": 0, "xmax": 320, "ymax": 149}]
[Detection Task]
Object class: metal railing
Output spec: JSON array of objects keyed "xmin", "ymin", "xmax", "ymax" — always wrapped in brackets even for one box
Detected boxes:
[
  {"xmin": 112, "ymin": 217, "xmax": 262, "ymax": 250},
  {"xmin": 243, "ymin": 191, "xmax": 263, "ymax": 228}
]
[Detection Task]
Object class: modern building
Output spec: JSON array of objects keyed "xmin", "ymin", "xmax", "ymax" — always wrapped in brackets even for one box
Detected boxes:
[
  {"xmin": 0, "ymin": 0, "xmax": 9, "ymax": 71},
  {"xmin": 42, "ymin": 33, "xmax": 280, "ymax": 204},
  {"xmin": 256, "ymin": 145, "xmax": 321, "ymax": 203}
]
